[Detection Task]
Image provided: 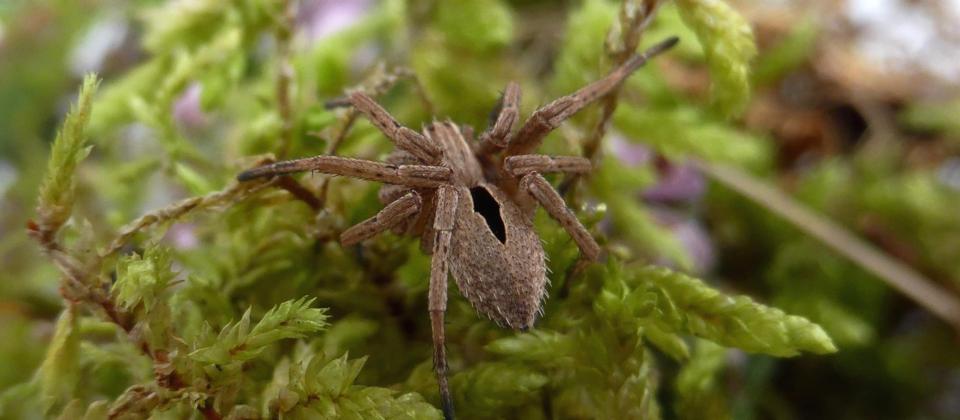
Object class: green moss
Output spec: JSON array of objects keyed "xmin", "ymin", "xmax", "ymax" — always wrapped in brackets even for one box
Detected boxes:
[
  {"xmin": 676, "ymin": 0, "xmax": 757, "ymax": 117},
  {"xmin": 19, "ymin": 0, "xmax": 948, "ymax": 418},
  {"xmin": 36, "ymin": 74, "xmax": 98, "ymax": 233}
]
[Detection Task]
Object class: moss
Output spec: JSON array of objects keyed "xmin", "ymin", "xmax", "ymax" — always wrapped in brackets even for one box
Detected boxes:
[{"xmin": 28, "ymin": 0, "xmax": 960, "ymax": 418}]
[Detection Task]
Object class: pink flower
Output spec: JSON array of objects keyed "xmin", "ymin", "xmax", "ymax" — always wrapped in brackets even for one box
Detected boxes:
[
  {"xmin": 166, "ymin": 223, "xmax": 199, "ymax": 250},
  {"xmin": 172, "ymin": 82, "xmax": 209, "ymax": 130},
  {"xmin": 298, "ymin": 0, "xmax": 372, "ymax": 43},
  {"xmin": 609, "ymin": 134, "xmax": 653, "ymax": 166},
  {"xmin": 643, "ymin": 162, "xmax": 705, "ymax": 204}
]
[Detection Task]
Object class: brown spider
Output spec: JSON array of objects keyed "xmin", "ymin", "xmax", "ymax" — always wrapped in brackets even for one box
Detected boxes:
[{"xmin": 238, "ymin": 37, "xmax": 677, "ymax": 419}]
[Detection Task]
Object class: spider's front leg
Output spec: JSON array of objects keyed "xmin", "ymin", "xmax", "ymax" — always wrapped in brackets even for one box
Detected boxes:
[
  {"xmin": 476, "ymin": 81, "xmax": 521, "ymax": 156},
  {"xmin": 505, "ymin": 36, "xmax": 678, "ymax": 156},
  {"xmin": 237, "ymin": 155, "xmax": 452, "ymax": 188},
  {"xmin": 348, "ymin": 92, "xmax": 443, "ymax": 165},
  {"xmin": 428, "ymin": 185, "xmax": 458, "ymax": 419}
]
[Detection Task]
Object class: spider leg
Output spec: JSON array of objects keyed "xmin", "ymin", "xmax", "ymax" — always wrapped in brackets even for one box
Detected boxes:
[
  {"xmin": 237, "ymin": 155, "xmax": 451, "ymax": 188},
  {"xmin": 504, "ymin": 155, "xmax": 591, "ymax": 177},
  {"xmin": 348, "ymin": 92, "xmax": 443, "ymax": 165},
  {"xmin": 476, "ymin": 81, "xmax": 521, "ymax": 156},
  {"xmin": 340, "ymin": 192, "xmax": 422, "ymax": 246},
  {"xmin": 460, "ymin": 124, "xmax": 476, "ymax": 143},
  {"xmin": 506, "ymin": 36, "xmax": 678, "ymax": 156},
  {"xmin": 429, "ymin": 185, "xmax": 458, "ymax": 420},
  {"xmin": 379, "ymin": 184, "xmax": 412, "ymax": 204},
  {"xmin": 378, "ymin": 179, "xmax": 417, "ymax": 235},
  {"xmin": 520, "ymin": 172, "xmax": 601, "ymax": 262}
]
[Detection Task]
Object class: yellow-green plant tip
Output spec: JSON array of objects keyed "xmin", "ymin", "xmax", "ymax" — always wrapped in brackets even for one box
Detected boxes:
[
  {"xmin": 190, "ymin": 297, "xmax": 328, "ymax": 366},
  {"xmin": 676, "ymin": 0, "xmax": 757, "ymax": 118},
  {"xmin": 113, "ymin": 246, "xmax": 175, "ymax": 311},
  {"xmin": 435, "ymin": 0, "xmax": 514, "ymax": 53},
  {"xmin": 635, "ymin": 265, "xmax": 837, "ymax": 357},
  {"xmin": 37, "ymin": 74, "xmax": 100, "ymax": 232},
  {"xmin": 789, "ymin": 318, "xmax": 838, "ymax": 354}
]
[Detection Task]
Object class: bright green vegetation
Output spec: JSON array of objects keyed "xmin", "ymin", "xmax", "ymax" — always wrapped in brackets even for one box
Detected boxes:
[{"xmin": 2, "ymin": 0, "xmax": 959, "ymax": 419}]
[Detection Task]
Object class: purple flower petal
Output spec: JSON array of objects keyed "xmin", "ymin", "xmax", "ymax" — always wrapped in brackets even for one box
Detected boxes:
[
  {"xmin": 299, "ymin": 0, "xmax": 372, "ymax": 43},
  {"xmin": 167, "ymin": 223, "xmax": 199, "ymax": 250},
  {"xmin": 609, "ymin": 134, "xmax": 653, "ymax": 166},
  {"xmin": 643, "ymin": 163, "xmax": 706, "ymax": 203},
  {"xmin": 172, "ymin": 82, "xmax": 209, "ymax": 130}
]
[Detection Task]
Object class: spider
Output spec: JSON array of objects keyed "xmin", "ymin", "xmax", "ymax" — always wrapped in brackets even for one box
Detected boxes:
[{"xmin": 238, "ymin": 36, "xmax": 678, "ymax": 419}]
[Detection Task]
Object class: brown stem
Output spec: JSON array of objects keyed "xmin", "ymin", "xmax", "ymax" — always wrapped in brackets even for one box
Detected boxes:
[
  {"xmin": 32, "ymin": 208, "xmax": 201, "ymax": 419},
  {"xmin": 101, "ymin": 178, "xmax": 276, "ymax": 258},
  {"xmin": 276, "ymin": 176, "xmax": 323, "ymax": 210}
]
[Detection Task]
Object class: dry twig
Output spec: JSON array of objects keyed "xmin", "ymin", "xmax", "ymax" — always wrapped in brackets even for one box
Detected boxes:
[
  {"xmin": 699, "ymin": 161, "xmax": 960, "ymax": 332},
  {"xmin": 101, "ymin": 178, "xmax": 276, "ymax": 258}
]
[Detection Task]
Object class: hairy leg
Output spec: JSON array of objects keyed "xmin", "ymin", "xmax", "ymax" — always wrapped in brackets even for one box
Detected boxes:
[
  {"xmin": 429, "ymin": 185, "xmax": 459, "ymax": 419},
  {"xmin": 506, "ymin": 37, "xmax": 678, "ymax": 156},
  {"xmin": 326, "ymin": 66, "xmax": 435, "ymax": 116},
  {"xmin": 237, "ymin": 155, "xmax": 452, "ymax": 188},
  {"xmin": 378, "ymin": 184, "xmax": 412, "ymax": 205},
  {"xmin": 520, "ymin": 173, "xmax": 601, "ymax": 261},
  {"xmin": 340, "ymin": 192, "xmax": 422, "ymax": 246},
  {"xmin": 504, "ymin": 155, "xmax": 591, "ymax": 177},
  {"xmin": 348, "ymin": 92, "xmax": 443, "ymax": 165},
  {"xmin": 476, "ymin": 82, "xmax": 521, "ymax": 156}
]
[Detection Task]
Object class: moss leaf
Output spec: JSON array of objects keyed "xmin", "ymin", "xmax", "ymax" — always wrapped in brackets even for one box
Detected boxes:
[
  {"xmin": 635, "ymin": 265, "xmax": 837, "ymax": 356},
  {"xmin": 676, "ymin": 0, "xmax": 757, "ymax": 117},
  {"xmin": 36, "ymin": 74, "xmax": 99, "ymax": 232}
]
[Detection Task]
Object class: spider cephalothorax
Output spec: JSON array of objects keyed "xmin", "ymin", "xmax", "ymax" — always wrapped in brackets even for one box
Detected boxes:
[{"xmin": 238, "ymin": 36, "xmax": 677, "ymax": 419}]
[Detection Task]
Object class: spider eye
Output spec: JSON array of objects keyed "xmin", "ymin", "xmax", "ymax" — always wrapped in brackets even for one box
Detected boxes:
[{"xmin": 469, "ymin": 186, "xmax": 507, "ymax": 244}]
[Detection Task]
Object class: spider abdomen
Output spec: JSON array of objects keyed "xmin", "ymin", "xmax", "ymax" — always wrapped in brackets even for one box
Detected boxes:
[{"xmin": 446, "ymin": 184, "xmax": 547, "ymax": 330}]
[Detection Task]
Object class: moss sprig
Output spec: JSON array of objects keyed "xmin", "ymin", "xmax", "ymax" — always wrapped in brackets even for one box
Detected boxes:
[
  {"xmin": 33, "ymin": 74, "xmax": 99, "ymax": 244},
  {"xmin": 633, "ymin": 265, "xmax": 837, "ymax": 356},
  {"xmin": 676, "ymin": 0, "xmax": 757, "ymax": 117},
  {"xmin": 190, "ymin": 297, "xmax": 329, "ymax": 366}
]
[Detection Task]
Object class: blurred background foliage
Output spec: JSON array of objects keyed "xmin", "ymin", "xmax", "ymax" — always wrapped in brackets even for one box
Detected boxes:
[{"xmin": 1, "ymin": 0, "xmax": 959, "ymax": 419}]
